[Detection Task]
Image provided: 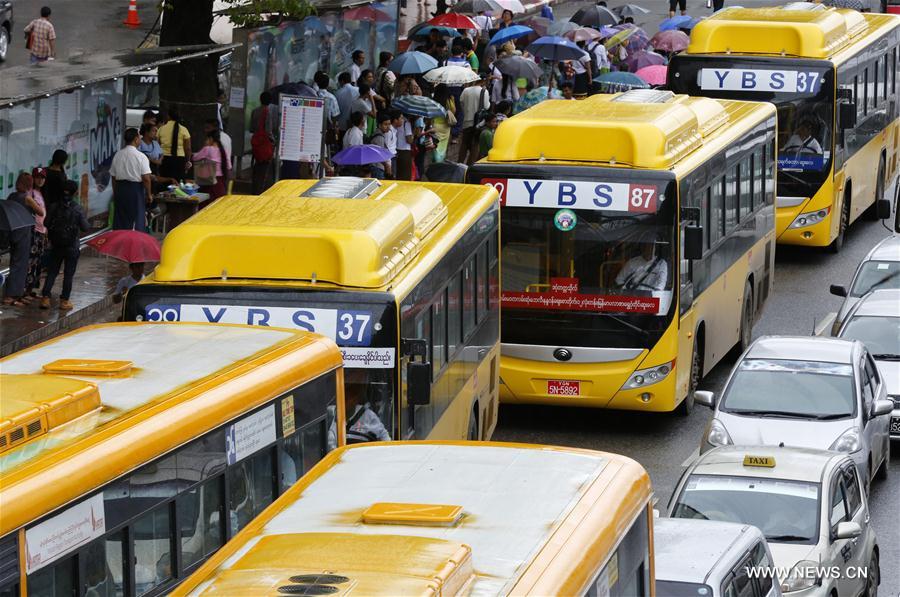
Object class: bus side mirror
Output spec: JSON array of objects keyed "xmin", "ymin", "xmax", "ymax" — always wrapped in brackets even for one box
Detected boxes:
[
  {"xmin": 684, "ymin": 225, "xmax": 703, "ymax": 260},
  {"xmin": 839, "ymin": 102, "xmax": 857, "ymax": 129},
  {"xmin": 407, "ymin": 361, "xmax": 432, "ymax": 406},
  {"xmin": 876, "ymin": 198, "xmax": 891, "ymax": 219}
]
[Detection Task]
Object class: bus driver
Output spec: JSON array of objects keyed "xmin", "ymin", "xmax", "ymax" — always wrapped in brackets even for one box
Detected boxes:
[{"xmin": 615, "ymin": 242, "xmax": 669, "ymax": 292}]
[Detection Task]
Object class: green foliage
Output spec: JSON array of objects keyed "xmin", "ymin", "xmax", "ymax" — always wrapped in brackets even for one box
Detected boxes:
[{"xmin": 218, "ymin": 0, "xmax": 317, "ymax": 27}]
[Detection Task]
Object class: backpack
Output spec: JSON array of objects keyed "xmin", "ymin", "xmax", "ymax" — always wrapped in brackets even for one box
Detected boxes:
[
  {"xmin": 250, "ymin": 106, "xmax": 275, "ymax": 162},
  {"xmin": 473, "ymin": 88, "xmax": 492, "ymax": 129},
  {"xmin": 47, "ymin": 200, "xmax": 81, "ymax": 248}
]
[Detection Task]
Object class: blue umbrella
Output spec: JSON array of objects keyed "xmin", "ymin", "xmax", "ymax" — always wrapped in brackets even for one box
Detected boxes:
[
  {"xmin": 526, "ymin": 36, "xmax": 589, "ymax": 62},
  {"xmin": 392, "ymin": 95, "xmax": 447, "ymax": 118},
  {"xmin": 332, "ymin": 144, "xmax": 394, "ymax": 166},
  {"xmin": 659, "ymin": 15, "xmax": 694, "ymax": 31},
  {"xmin": 593, "ymin": 71, "xmax": 649, "ymax": 92},
  {"xmin": 414, "ymin": 25, "xmax": 461, "ymax": 38},
  {"xmin": 489, "ymin": 25, "xmax": 533, "ymax": 45},
  {"xmin": 388, "ymin": 51, "xmax": 439, "ymax": 75}
]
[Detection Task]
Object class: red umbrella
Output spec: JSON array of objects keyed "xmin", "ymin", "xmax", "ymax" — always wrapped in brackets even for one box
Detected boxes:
[
  {"xmin": 429, "ymin": 13, "xmax": 479, "ymax": 29},
  {"xmin": 634, "ymin": 65, "xmax": 668, "ymax": 86},
  {"xmin": 344, "ymin": 5, "xmax": 392, "ymax": 21},
  {"xmin": 87, "ymin": 230, "xmax": 161, "ymax": 263}
]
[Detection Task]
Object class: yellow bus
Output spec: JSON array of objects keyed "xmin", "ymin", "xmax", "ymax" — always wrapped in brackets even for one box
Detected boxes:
[
  {"xmin": 123, "ymin": 178, "xmax": 501, "ymax": 443},
  {"xmin": 468, "ymin": 91, "xmax": 777, "ymax": 413},
  {"xmin": 172, "ymin": 441, "xmax": 655, "ymax": 596},
  {"xmin": 668, "ymin": 6, "xmax": 900, "ymax": 252},
  {"xmin": 0, "ymin": 322, "xmax": 344, "ymax": 597}
]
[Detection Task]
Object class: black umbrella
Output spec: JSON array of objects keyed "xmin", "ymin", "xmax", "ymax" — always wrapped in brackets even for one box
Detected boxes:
[
  {"xmin": 0, "ymin": 200, "xmax": 35, "ymax": 232},
  {"xmin": 612, "ymin": 3, "xmax": 650, "ymax": 17},
  {"xmin": 494, "ymin": 55, "xmax": 544, "ymax": 81},
  {"xmin": 571, "ymin": 4, "xmax": 619, "ymax": 27},
  {"xmin": 425, "ymin": 161, "xmax": 468, "ymax": 183},
  {"xmin": 269, "ymin": 82, "xmax": 317, "ymax": 98}
]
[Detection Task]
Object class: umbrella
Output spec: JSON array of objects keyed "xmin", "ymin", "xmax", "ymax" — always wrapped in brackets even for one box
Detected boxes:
[
  {"xmin": 659, "ymin": 15, "xmax": 694, "ymax": 31},
  {"xmin": 650, "ymin": 29, "xmax": 689, "ymax": 52},
  {"xmin": 301, "ymin": 16, "xmax": 330, "ymax": 34},
  {"xmin": 332, "ymin": 144, "xmax": 394, "ymax": 166},
  {"xmin": 526, "ymin": 36, "xmax": 589, "ymax": 61},
  {"xmin": 571, "ymin": 5, "xmax": 619, "ymax": 27},
  {"xmin": 269, "ymin": 82, "xmax": 316, "ymax": 98},
  {"xmin": 494, "ymin": 0, "xmax": 526, "ymax": 12},
  {"xmin": 425, "ymin": 161, "xmax": 468, "ymax": 183},
  {"xmin": 522, "ymin": 16, "xmax": 551, "ymax": 36},
  {"xmin": 392, "ymin": 95, "xmax": 448, "ymax": 117},
  {"xmin": 389, "ymin": 51, "xmax": 439, "ymax": 75},
  {"xmin": 634, "ymin": 65, "xmax": 668, "ymax": 86},
  {"xmin": 489, "ymin": 25, "xmax": 533, "ymax": 45},
  {"xmin": 413, "ymin": 25, "xmax": 461, "ymax": 38},
  {"xmin": 424, "ymin": 65, "xmax": 481, "ymax": 85},
  {"xmin": 494, "ymin": 55, "xmax": 543, "ymax": 80},
  {"xmin": 612, "ymin": 3, "xmax": 650, "ymax": 17},
  {"xmin": 343, "ymin": 5, "xmax": 392, "ymax": 21},
  {"xmin": 593, "ymin": 71, "xmax": 649, "ymax": 91},
  {"xmin": 0, "ymin": 200, "xmax": 35, "ymax": 232},
  {"xmin": 598, "ymin": 25, "xmax": 619, "ymax": 38},
  {"xmin": 564, "ymin": 27, "xmax": 603, "ymax": 42},
  {"xmin": 548, "ymin": 20, "xmax": 580, "ymax": 36},
  {"xmin": 684, "ymin": 17, "xmax": 703, "ymax": 30},
  {"xmin": 624, "ymin": 49, "xmax": 667, "ymax": 71},
  {"xmin": 604, "ymin": 27, "xmax": 637, "ymax": 49},
  {"xmin": 429, "ymin": 13, "xmax": 479, "ymax": 29},
  {"xmin": 87, "ymin": 230, "xmax": 161, "ymax": 263},
  {"xmin": 452, "ymin": 0, "xmax": 502, "ymax": 13},
  {"xmin": 514, "ymin": 85, "xmax": 562, "ymax": 113}
]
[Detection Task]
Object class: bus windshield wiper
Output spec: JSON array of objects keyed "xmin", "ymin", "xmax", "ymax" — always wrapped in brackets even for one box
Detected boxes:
[
  {"xmin": 766, "ymin": 534, "xmax": 811, "ymax": 543},
  {"xmin": 872, "ymin": 353, "xmax": 900, "ymax": 361}
]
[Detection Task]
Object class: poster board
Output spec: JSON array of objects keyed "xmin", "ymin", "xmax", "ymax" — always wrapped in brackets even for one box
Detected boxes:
[{"xmin": 278, "ymin": 94, "xmax": 324, "ymax": 164}]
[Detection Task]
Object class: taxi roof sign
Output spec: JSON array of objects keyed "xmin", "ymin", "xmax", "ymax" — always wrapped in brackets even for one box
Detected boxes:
[{"xmin": 743, "ymin": 455, "xmax": 776, "ymax": 468}]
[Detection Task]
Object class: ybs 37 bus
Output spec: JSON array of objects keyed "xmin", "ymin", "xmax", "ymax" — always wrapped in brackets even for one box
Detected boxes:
[
  {"xmin": 470, "ymin": 90, "xmax": 777, "ymax": 413},
  {"xmin": 669, "ymin": 5, "xmax": 900, "ymax": 252}
]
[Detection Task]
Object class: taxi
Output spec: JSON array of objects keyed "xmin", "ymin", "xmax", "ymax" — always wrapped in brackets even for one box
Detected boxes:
[{"xmin": 668, "ymin": 447, "xmax": 881, "ymax": 596}]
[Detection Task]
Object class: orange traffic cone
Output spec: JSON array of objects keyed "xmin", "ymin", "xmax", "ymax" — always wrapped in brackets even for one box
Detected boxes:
[{"xmin": 123, "ymin": 0, "xmax": 141, "ymax": 28}]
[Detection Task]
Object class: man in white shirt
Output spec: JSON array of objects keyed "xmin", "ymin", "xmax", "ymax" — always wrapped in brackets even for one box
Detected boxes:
[
  {"xmin": 335, "ymin": 72, "xmax": 360, "ymax": 131},
  {"xmin": 615, "ymin": 243, "xmax": 669, "ymax": 291},
  {"xmin": 587, "ymin": 40, "xmax": 610, "ymax": 74},
  {"xmin": 369, "ymin": 113, "xmax": 396, "ymax": 178},
  {"xmin": 343, "ymin": 112, "xmax": 366, "ymax": 149},
  {"xmin": 110, "ymin": 127, "xmax": 152, "ymax": 231},
  {"xmin": 783, "ymin": 119, "xmax": 823, "ymax": 157},
  {"xmin": 393, "ymin": 111, "xmax": 414, "ymax": 180},
  {"xmin": 458, "ymin": 76, "xmax": 491, "ymax": 165},
  {"xmin": 350, "ymin": 49, "xmax": 365, "ymax": 84}
]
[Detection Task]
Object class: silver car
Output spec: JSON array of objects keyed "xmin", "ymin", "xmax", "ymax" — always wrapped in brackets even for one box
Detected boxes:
[
  {"xmin": 829, "ymin": 235, "xmax": 900, "ymax": 335},
  {"xmin": 696, "ymin": 336, "xmax": 892, "ymax": 490},
  {"xmin": 836, "ymin": 288, "xmax": 900, "ymax": 441}
]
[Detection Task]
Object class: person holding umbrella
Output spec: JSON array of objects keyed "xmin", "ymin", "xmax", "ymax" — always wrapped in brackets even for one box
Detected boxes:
[
  {"xmin": 498, "ymin": 9, "xmax": 515, "ymax": 29},
  {"xmin": 2, "ymin": 173, "xmax": 39, "ymax": 307}
]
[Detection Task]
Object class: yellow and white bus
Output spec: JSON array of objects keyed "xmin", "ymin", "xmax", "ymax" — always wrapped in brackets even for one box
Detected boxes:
[
  {"xmin": 123, "ymin": 178, "xmax": 500, "ymax": 443},
  {"xmin": 469, "ymin": 91, "xmax": 776, "ymax": 412},
  {"xmin": 172, "ymin": 441, "xmax": 655, "ymax": 597},
  {"xmin": 668, "ymin": 6, "xmax": 900, "ymax": 252},
  {"xmin": 0, "ymin": 322, "xmax": 344, "ymax": 597}
]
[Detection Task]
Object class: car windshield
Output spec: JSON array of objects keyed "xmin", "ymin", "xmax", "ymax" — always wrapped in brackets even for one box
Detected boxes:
[
  {"xmin": 655, "ymin": 581, "xmax": 713, "ymax": 597},
  {"xmin": 849, "ymin": 261, "xmax": 900, "ymax": 297},
  {"xmin": 126, "ymin": 75, "xmax": 159, "ymax": 109},
  {"xmin": 721, "ymin": 359, "xmax": 856, "ymax": 419},
  {"xmin": 673, "ymin": 475, "xmax": 820, "ymax": 544},
  {"xmin": 840, "ymin": 316, "xmax": 900, "ymax": 357}
]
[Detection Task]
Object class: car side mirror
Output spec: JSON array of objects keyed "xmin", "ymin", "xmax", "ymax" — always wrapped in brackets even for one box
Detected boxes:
[
  {"xmin": 829, "ymin": 284, "xmax": 847, "ymax": 297},
  {"xmin": 839, "ymin": 101, "xmax": 857, "ymax": 129},
  {"xmin": 684, "ymin": 225, "xmax": 703, "ymax": 260},
  {"xmin": 876, "ymin": 198, "xmax": 891, "ymax": 220},
  {"xmin": 872, "ymin": 399, "xmax": 893, "ymax": 418},
  {"xmin": 834, "ymin": 521, "xmax": 862, "ymax": 540},
  {"xmin": 407, "ymin": 361, "xmax": 432, "ymax": 406},
  {"xmin": 694, "ymin": 390, "xmax": 716, "ymax": 408}
]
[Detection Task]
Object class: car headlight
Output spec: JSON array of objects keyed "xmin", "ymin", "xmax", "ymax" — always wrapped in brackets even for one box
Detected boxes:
[
  {"xmin": 781, "ymin": 560, "xmax": 821, "ymax": 593},
  {"xmin": 621, "ymin": 360, "xmax": 674, "ymax": 390},
  {"xmin": 705, "ymin": 418, "xmax": 733, "ymax": 447},
  {"xmin": 789, "ymin": 207, "xmax": 830, "ymax": 229},
  {"xmin": 829, "ymin": 427, "xmax": 860, "ymax": 453}
]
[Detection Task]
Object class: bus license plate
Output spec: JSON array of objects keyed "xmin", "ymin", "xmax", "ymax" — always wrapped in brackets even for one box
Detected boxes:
[{"xmin": 548, "ymin": 380, "xmax": 580, "ymax": 396}]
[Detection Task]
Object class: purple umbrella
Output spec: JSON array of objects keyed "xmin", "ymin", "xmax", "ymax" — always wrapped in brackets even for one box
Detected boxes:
[
  {"xmin": 624, "ymin": 50, "xmax": 667, "ymax": 71},
  {"xmin": 649, "ymin": 29, "xmax": 689, "ymax": 52},
  {"xmin": 332, "ymin": 144, "xmax": 393, "ymax": 166}
]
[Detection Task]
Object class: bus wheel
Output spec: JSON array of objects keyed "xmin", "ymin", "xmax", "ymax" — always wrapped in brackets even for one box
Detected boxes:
[
  {"xmin": 829, "ymin": 191, "xmax": 851, "ymax": 254},
  {"xmin": 678, "ymin": 340, "xmax": 701, "ymax": 417},
  {"xmin": 864, "ymin": 158, "xmax": 886, "ymax": 221},
  {"xmin": 468, "ymin": 409, "xmax": 479, "ymax": 440},
  {"xmin": 738, "ymin": 281, "xmax": 753, "ymax": 353}
]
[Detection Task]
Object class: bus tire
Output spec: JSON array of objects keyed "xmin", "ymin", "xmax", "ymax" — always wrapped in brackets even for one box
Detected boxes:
[
  {"xmin": 468, "ymin": 408, "xmax": 479, "ymax": 440},
  {"xmin": 864, "ymin": 157, "xmax": 886, "ymax": 221},
  {"xmin": 829, "ymin": 190, "xmax": 851, "ymax": 254},
  {"xmin": 678, "ymin": 340, "xmax": 701, "ymax": 417},
  {"xmin": 737, "ymin": 281, "xmax": 753, "ymax": 354}
]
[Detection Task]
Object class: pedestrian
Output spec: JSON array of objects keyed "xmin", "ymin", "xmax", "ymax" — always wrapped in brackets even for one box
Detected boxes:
[
  {"xmin": 138, "ymin": 123, "xmax": 163, "ymax": 174},
  {"xmin": 669, "ymin": 0, "xmax": 687, "ymax": 18},
  {"xmin": 477, "ymin": 113, "xmax": 499, "ymax": 160},
  {"xmin": 395, "ymin": 75, "xmax": 423, "ymax": 98},
  {"xmin": 447, "ymin": 41, "xmax": 471, "ymax": 69},
  {"xmin": 24, "ymin": 6, "xmax": 56, "ymax": 64},
  {"xmin": 44, "ymin": 149, "xmax": 68, "ymax": 207},
  {"xmin": 458, "ymin": 77, "xmax": 490, "ymax": 165},
  {"xmin": 142, "ymin": 110, "xmax": 158, "ymax": 127},
  {"xmin": 560, "ymin": 81, "xmax": 576, "ymax": 99},
  {"xmin": 192, "ymin": 129, "xmax": 230, "ymax": 200},
  {"xmin": 25, "ymin": 167, "xmax": 49, "ymax": 299},
  {"xmin": 204, "ymin": 119, "xmax": 232, "ymax": 169},
  {"xmin": 335, "ymin": 72, "xmax": 360, "ymax": 132},
  {"xmin": 41, "ymin": 180, "xmax": 90, "ymax": 311},
  {"xmin": 113, "ymin": 263, "xmax": 146, "ymax": 304},
  {"xmin": 472, "ymin": 10, "xmax": 493, "ymax": 35},
  {"xmin": 495, "ymin": 99, "xmax": 513, "ymax": 123},
  {"xmin": 313, "ymin": 72, "xmax": 341, "ymax": 131},
  {"xmin": 393, "ymin": 111, "xmax": 414, "ymax": 180},
  {"xmin": 413, "ymin": 118, "xmax": 436, "ymax": 180},
  {"xmin": 431, "ymin": 84, "xmax": 455, "ymax": 163},
  {"xmin": 110, "ymin": 128, "xmax": 152, "ymax": 231},
  {"xmin": 343, "ymin": 112, "xmax": 366, "ymax": 149},
  {"xmin": 351, "ymin": 83, "xmax": 376, "ymax": 137},
  {"xmin": 463, "ymin": 38, "xmax": 480, "ymax": 71},
  {"xmin": 374, "ymin": 52, "xmax": 396, "ymax": 105},
  {"xmin": 498, "ymin": 9, "xmax": 514, "ymax": 29},
  {"xmin": 2, "ymin": 173, "xmax": 38, "ymax": 307},
  {"xmin": 572, "ymin": 42, "xmax": 593, "ymax": 95},
  {"xmin": 350, "ymin": 50, "xmax": 366, "ymax": 84},
  {"xmin": 368, "ymin": 113, "xmax": 395, "ymax": 179},
  {"xmin": 249, "ymin": 91, "xmax": 276, "ymax": 194},
  {"xmin": 157, "ymin": 107, "xmax": 192, "ymax": 180}
]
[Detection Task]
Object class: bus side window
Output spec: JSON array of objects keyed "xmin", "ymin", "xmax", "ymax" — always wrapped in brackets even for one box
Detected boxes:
[
  {"xmin": 133, "ymin": 505, "xmax": 173, "ymax": 595},
  {"xmin": 463, "ymin": 259, "xmax": 476, "ymax": 338},
  {"xmin": 710, "ymin": 177, "xmax": 724, "ymax": 247},
  {"xmin": 739, "ymin": 156, "xmax": 752, "ymax": 220},
  {"xmin": 448, "ymin": 275, "xmax": 462, "ymax": 358},
  {"xmin": 725, "ymin": 165, "xmax": 738, "ymax": 232},
  {"xmin": 432, "ymin": 291, "xmax": 447, "ymax": 377},
  {"xmin": 479, "ymin": 242, "xmax": 489, "ymax": 317},
  {"xmin": 753, "ymin": 147, "xmax": 765, "ymax": 210},
  {"xmin": 882, "ymin": 54, "xmax": 889, "ymax": 101},
  {"xmin": 864, "ymin": 67, "xmax": 869, "ymax": 115},
  {"xmin": 874, "ymin": 59, "xmax": 880, "ymax": 108},
  {"xmin": 702, "ymin": 186, "xmax": 711, "ymax": 251},
  {"xmin": 892, "ymin": 47, "xmax": 897, "ymax": 95}
]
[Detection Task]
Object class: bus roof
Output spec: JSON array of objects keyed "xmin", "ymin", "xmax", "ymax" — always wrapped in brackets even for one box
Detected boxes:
[
  {"xmin": 484, "ymin": 90, "xmax": 772, "ymax": 169},
  {"xmin": 0, "ymin": 322, "xmax": 342, "ymax": 536},
  {"xmin": 177, "ymin": 442, "xmax": 652, "ymax": 596},
  {"xmin": 686, "ymin": 6, "xmax": 897, "ymax": 59},
  {"xmin": 154, "ymin": 179, "xmax": 498, "ymax": 289}
]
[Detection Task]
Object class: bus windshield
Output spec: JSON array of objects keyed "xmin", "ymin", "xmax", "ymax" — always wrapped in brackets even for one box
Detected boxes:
[
  {"xmin": 669, "ymin": 57, "xmax": 834, "ymax": 197},
  {"xmin": 472, "ymin": 169, "xmax": 677, "ymax": 349}
]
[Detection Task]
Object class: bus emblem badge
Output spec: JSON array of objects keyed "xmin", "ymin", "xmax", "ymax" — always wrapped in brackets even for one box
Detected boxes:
[{"xmin": 554, "ymin": 209, "xmax": 577, "ymax": 232}]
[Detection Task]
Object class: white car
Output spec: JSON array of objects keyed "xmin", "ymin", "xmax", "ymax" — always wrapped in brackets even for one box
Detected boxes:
[
  {"xmin": 829, "ymin": 235, "xmax": 900, "ymax": 335},
  {"xmin": 655, "ymin": 518, "xmax": 782, "ymax": 597},
  {"xmin": 836, "ymin": 288, "xmax": 900, "ymax": 441},
  {"xmin": 668, "ymin": 447, "xmax": 881, "ymax": 597},
  {"xmin": 696, "ymin": 336, "xmax": 892, "ymax": 490}
]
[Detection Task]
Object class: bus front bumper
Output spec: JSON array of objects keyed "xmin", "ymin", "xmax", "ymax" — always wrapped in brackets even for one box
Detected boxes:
[{"xmin": 776, "ymin": 199, "xmax": 834, "ymax": 247}]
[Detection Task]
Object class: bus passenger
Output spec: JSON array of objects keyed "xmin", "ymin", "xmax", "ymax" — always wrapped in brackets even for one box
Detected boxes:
[{"xmin": 615, "ymin": 242, "xmax": 668, "ymax": 291}]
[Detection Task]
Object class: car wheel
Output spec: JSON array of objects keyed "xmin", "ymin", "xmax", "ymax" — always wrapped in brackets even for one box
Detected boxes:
[
  {"xmin": 875, "ymin": 441, "xmax": 889, "ymax": 481},
  {"xmin": 678, "ymin": 340, "xmax": 701, "ymax": 417},
  {"xmin": 0, "ymin": 27, "xmax": 9, "ymax": 63},
  {"xmin": 467, "ymin": 409, "xmax": 479, "ymax": 440},
  {"xmin": 829, "ymin": 192, "xmax": 850, "ymax": 254},
  {"xmin": 864, "ymin": 158, "xmax": 886, "ymax": 221},
  {"xmin": 865, "ymin": 551, "xmax": 879, "ymax": 597}
]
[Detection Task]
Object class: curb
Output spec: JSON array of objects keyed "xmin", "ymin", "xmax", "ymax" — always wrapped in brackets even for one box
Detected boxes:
[{"xmin": 0, "ymin": 294, "xmax": 117, "ymax": 357}]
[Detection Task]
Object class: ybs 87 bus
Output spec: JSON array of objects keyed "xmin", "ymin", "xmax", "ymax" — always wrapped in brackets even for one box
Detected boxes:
[
  {"xmin": 470, "ymin": 91, "xmax": 777, "ymax": 412},
  {"xmin": 669, "ymin": 6, "xmax": 900, "ymax": 252}
]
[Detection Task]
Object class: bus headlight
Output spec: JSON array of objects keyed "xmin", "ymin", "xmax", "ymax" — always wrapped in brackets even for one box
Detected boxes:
[
  {"xmin": 829, "ymin": 428, "xmax": 860, "ymax": 453},
  {"xmin": 621, "ymin": 361, "xmax": 674, "ymax": 390},
  {"xmin": 789, "ymin": 207, "xmax": 830, "ymax": 229}
]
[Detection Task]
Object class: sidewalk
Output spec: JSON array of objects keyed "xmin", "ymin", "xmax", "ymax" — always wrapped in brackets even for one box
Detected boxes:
[{"xmin": 0, "ymin": 251, "xmax": 128, "ymax": 356}]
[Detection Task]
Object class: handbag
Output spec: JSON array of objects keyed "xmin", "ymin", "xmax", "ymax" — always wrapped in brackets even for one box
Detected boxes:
[
  {"xmin": 25, "ymin": 30, "xmax": 33, "ymax": 51},
  {"xmin": 193, "ymin": 159, "xmax": 218, "ymax": 186},
  {"xmin": 250, "ymin": 107, "xmax": 275, "ymax": 162},
  {"xmin": 446, "ymin": 105, "xmax": 457, "ymax": 126}
]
